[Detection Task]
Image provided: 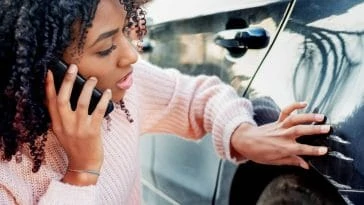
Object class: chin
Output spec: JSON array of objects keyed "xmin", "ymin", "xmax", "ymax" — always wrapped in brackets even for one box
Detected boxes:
[{"xmin": 111, "ymin": 92, "xmax": 126, "ymax": 102}]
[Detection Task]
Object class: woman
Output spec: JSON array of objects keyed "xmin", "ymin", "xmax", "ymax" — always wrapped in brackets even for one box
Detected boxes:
[{"xmin": 0, "ymin": 0, "xmax": 330, "ymax": 204}]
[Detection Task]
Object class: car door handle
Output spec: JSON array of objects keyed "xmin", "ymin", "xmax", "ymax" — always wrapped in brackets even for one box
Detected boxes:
[
  {"xmin": 140, "ymin": 38, "xmax": 153, "ymax": 53},
  {"xmin": 214, "ymin": 27, "xmax": 270, "ymax": 50}
]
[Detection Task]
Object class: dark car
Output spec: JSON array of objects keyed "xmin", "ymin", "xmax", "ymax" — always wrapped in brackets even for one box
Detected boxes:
[{"xmin": 140, "ymin": 0, "xmax": 364, "ymax": 204}]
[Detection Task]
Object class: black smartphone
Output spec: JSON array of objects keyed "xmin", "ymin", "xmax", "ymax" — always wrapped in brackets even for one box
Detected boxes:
[{"xmin": 48, "ymin": 60, "xmax": 114, "ymax": 116}]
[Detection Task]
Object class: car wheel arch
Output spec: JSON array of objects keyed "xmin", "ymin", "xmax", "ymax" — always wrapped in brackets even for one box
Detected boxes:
[{"xmin": 228, "ymin": 162, "xmax": 346, "ymax": 205}]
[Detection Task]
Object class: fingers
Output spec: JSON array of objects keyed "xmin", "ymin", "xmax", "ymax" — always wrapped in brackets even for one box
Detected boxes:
[
  {"xmin": 269, "ymin": 156, "xmax": 310, "ymax": 169},
  {"xmin": 289, "ymin": 143, "xmax": 328, "ymax": 156},
  {"xmin": 76, "ymin": 76, "xmax": 112, "ymax": 123},
  {"xmin": 57, "ymin": 64, "xmax": 78, "ymax": 112},
  {"xmin": 45, "ymin": 64, "xmax": 106, "ymax": 174},
  {"xmin": 278, "ymin": 101, "xmax": 307, "ymax": 122},
  {"xmin": 285, "ymin": 124, "xmax": 331, "ymax": 139},
  {"xmin": 91, "ymin": 89, "xmax": 112, "ymax": 126},
  {"xmin": 48, "ymin": 63, "xmax": 111, "ymax": 125},
  {"xmin": 76, "ymin": 77, "xmax": 98, "ymax": 117},
  {"xmin": 282, "ymin": 113, "xmax": 325, "ymax": 127},
  {"xmin": 45, "ymin": 70, "xmax": 62, "ymax": 131}
]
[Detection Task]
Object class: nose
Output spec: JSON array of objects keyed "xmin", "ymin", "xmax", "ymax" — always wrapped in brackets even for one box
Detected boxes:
[{"xmin": 117, "ymin": 36, "xmax": 138, "ymax": 67}]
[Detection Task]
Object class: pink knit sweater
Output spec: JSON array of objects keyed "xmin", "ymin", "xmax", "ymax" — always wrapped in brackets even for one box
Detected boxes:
[{"xmin": 0, "ymin": 59, "xmax": 256, "ymax": 204}]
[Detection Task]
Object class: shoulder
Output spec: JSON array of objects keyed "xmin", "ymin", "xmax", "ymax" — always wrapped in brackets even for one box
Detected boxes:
[
  {"xmin": 133, "ymin": 58, "xmax": 181, "ymax": 78},
  {"xmin": 0, "ymin": 133, "xmax": 67, "ymax": 203}
]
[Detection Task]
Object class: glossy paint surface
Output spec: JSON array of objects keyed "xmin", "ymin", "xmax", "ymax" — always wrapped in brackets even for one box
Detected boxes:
[{"xmin": 248, "ymin": 0, "xmax": 364, "ymax": 203}]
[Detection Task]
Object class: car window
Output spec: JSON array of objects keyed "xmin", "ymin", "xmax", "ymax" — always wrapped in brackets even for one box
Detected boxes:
[{"xmin": 142, "ymin": 0, "xmax": 290, "ymax": 96}]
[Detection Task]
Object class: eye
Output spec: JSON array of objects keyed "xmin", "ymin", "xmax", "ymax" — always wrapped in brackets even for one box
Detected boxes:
[{"xmin": 97, "ymin": 44, "xmax": 117, "ymax": 57}]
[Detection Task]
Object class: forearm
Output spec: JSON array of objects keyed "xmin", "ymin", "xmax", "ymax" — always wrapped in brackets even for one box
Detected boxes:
[
  {"xmin": 135, "ymin": 60, "xmax": 256, "ymax": 137},
  {"xmin": 134, "ymin": 60, "xmax": 257, "ymax": 162}
]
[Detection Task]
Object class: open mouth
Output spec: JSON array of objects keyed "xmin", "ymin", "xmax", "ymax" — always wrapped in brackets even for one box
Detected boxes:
[{"xmin": 116, "ymin": 72, "xmax": 133, "ymax": 90}]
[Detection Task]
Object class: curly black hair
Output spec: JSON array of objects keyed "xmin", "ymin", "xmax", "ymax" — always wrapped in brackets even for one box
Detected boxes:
[{"xmin": 0, "ymin": 0, "xmax": 148, "ymax": 172}]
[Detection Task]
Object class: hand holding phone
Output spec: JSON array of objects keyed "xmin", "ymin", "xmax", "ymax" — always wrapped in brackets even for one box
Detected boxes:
[
  {"xmin": 45, "ymin": 62, "xmax": 108, "ymax": 184},
  {"xmin": 48, "ymin": 60, "xmax": 114, "ymax": 116}
]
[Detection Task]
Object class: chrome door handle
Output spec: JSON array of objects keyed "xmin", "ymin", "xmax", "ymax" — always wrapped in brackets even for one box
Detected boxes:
[{"xmin": 214, "ymin": 27, "xmax": 270, "ymax": 50}]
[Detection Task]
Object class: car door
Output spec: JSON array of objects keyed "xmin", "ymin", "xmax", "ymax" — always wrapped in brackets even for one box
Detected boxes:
[
  {"xmin": 140, "ymin": 0, "xmax": 291, "ymax": 204},
  {"xmin": 245, "ymin": 0, "xmax": 364, "ymax": 204}
]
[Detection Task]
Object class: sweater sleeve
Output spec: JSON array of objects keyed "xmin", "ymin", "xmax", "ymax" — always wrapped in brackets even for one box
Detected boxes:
[
  {"xmin": 134, "ymin": 59, "xmax": 257, "ymax": 161},
  {"xmin": 0, "ymin": 185, "xmax": 17, "ymax": 205},
  {"xmin": 38, "ymin": 180, "xmax": 97, "ymax": 205},
  {"xmin": 0, "ymin": 162, "xmax": 98, "ymax": 205}
]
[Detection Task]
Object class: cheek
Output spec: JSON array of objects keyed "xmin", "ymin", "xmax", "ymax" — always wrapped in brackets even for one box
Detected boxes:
[
  {"xmin": 78, "ymin": 60, "xmax": 126, "ymax": 101},
  {"xmin": 77, "ymin": 60, "xmax": 116, "ymax": 88},
  {"xmin": 78, "ymin": 56, "xmax": 114, "ymax": 78},
  {"xmin": 96, "ymin": 77, "xmax": 114, "ymax": 91}
]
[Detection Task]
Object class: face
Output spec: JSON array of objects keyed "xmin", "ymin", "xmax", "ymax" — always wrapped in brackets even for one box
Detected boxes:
[{"xmin": 63, "ymin": 0, "xmax": 138, "ymax": 101}]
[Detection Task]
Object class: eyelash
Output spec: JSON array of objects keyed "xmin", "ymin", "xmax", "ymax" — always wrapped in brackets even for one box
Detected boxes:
[{"xmin": 97, "ymin": 44, "xmax": 117, "ymax": 57}]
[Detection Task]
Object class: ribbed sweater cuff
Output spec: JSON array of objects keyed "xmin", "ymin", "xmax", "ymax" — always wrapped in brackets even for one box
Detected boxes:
[
  {"xmin": 212, "ymin": 99, "xmax": 257, "ymax": 164},
  {"xmin": 39, "ymin": 180, "xmax": 97, "ymax": 205}
]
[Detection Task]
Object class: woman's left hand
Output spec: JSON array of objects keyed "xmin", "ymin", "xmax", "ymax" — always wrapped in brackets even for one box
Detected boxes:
[{"xmin": 230, "ymin": 102, "xmax": 329, "ymax": 169}]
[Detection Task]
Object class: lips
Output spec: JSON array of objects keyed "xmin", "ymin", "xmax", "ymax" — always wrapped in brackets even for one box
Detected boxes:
[{"xmin": 116, "ymin": 72, "xmax": 133, "ymax": 90}]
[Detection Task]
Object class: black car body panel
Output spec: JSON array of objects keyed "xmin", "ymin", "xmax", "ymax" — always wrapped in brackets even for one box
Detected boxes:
[{"xmin": 247, "ymin": 0, "xmax": 364, "ymax": 203}]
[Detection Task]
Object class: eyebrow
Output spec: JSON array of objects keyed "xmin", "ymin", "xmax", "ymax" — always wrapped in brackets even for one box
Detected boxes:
[{"xmin": 91, "ymin": 28, "xmax": 120, "ymax": 46}]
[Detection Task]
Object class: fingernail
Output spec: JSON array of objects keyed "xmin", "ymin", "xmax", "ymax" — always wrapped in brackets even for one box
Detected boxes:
[
  {"xmin": 89, "ymin": 76, "xmax": 97, "ymax": 82},
  {"xmin": 105, "ymin": 89, "xmax": 112, "ymax": 97},
  {"xmin": 320, "ymin": 125, "xmax": 331, "ymax": 133},
  {"xmin": 300, "ymin": 101, "xmax": 307, "ymax": 106},
  {"xmin": 300, "ymin": 162, "xmax": 309, "ymax": 169},
  {"xmin": 67, "ymin": 64, "xmax": 77, "ymax": 74},
  {"xmin": 315, "ymin": 114, "xmax": 325, "ymax": 121},
  {"xmin": 319, "ymin": 147, "xmax": 328, "ymax": 155}
]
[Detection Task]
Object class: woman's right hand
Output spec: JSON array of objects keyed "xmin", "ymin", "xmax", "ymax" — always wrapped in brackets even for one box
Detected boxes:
[
  {"xmin": 231, "ymin": 102, "xmax": 329, "ymax": 169},
  {"xmin": 45, "ymin": 64, "xmax": 112, "ymax": 185}
]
